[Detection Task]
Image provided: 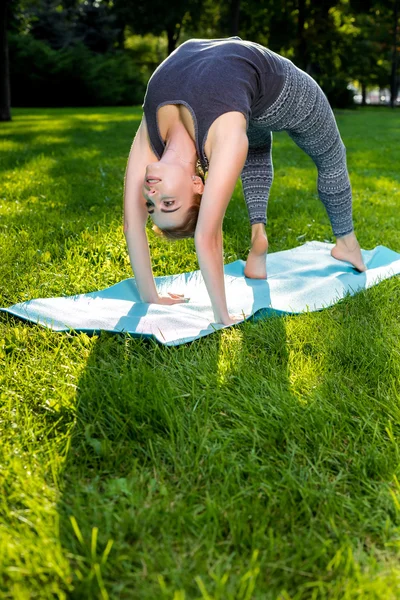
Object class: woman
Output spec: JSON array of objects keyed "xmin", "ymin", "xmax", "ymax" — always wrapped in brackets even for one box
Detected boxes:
[{"xmin": 123, "ymin": 37, "xmax": 366, "ymax": 326}]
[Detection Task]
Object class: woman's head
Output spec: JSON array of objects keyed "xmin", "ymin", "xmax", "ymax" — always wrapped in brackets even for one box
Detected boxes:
[{"xmin": 143, "ymin": 160, "xmax": 205, "ymax": 240}]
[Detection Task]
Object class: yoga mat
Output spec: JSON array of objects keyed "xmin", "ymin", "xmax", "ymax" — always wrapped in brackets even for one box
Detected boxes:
[{"xmin": 1, "ymin": 242, "xmax": 400, "ymax": 346}]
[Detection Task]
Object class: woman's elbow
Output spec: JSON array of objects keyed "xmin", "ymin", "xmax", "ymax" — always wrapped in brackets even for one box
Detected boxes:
[{"xmin": 194, "ymin": 229, "xmax": 222, "ymax": 249}]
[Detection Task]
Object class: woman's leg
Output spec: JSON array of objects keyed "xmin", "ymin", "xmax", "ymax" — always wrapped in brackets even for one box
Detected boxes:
[
  {"xmin": 241, "ymin": 132, "xmax": 272, "ymax": 278},
  {"xmin": 245, "ymin": 223, "xmax": 268, "ymax": 279},
  {"xmin": 251, "ymin": 60, "xmax": 365, "ymax": 271},
  {"xmin": 242, "ymin": 131, "xmax": 273, "ymax": 226},
  {"xmin": 286, "ymin": 83, "xmax": 365, "ymax": 270}
]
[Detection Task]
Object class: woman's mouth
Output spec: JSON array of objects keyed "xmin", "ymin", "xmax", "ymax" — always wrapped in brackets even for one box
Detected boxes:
[{"xmin": 146, "ymin": 177, "xmax": 161, "ymax": 184}]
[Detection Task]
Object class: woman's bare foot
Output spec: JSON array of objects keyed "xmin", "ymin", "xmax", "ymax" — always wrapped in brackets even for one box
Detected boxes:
[
  {"xmin": 331, "ymin": 232, "xmax": 366, "ymax": 272},
  {"xmin": 244, "ymin": 224, "xmax": 268, "ymax": 279}
]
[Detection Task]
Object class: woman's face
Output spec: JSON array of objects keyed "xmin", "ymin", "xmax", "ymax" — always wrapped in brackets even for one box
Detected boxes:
[{"xmin": 143, "ymin": 162, "xmax": 198, "ymax": 229}]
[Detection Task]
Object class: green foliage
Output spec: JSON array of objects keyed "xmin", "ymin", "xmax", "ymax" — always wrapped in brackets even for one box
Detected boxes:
[
  {"xmin": 124, "ymin": 32, "xmax": 169, "ymax": 72},
  {"xmin": 10, "ymin": 0, "xmax": 123, "ymax": 52},
  {"xmin": 185, "ymin": 0, "xmax": 399, "ymax": 104},
  {"xmin": 0, "ymin": 107, "xmax": 400, "ymax": 598},
  {"xmin": 8, "ymin": 33, "xmax": 147, "ymax": 106},
  {"xmin": 7, "ymin": 0, "xmax": 400, "ymax": 109},
  {"xmin": 344, "ymin": 5, "xmax": 394, "ymax": 89},
  {"xmin": 113, "ymin": 0, "xmax": 204, "ymax": 53}
]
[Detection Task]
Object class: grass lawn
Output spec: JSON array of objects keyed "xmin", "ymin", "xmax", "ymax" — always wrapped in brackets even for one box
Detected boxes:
[{"xmin": 1, "ymin": 106, "xmax": 400, "ymax": 599}]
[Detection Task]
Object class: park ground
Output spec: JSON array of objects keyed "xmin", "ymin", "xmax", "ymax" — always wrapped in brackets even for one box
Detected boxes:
[{"xmin": 0, "ymin": 107, "xmax": 400, "ymax": 599}]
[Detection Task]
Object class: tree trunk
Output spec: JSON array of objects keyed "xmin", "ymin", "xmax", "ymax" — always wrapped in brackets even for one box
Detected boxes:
[
  {"xmin": 361, "ymin": 82, "xmax": 367, "ymax": 106},
  {"xmin": 166, "ymin": 24, "xmax": 180, "ymax": 55},
  {"xmin": 0, "ymin": 0, "xmax": 11, "ymax": 122},
  {"xmin": 231, "ymin": 0, "xmax": 240, "ymax": 37},
  {"xmin": 390, "ymin": 0, "xmax": 399, "ymax": 108}
]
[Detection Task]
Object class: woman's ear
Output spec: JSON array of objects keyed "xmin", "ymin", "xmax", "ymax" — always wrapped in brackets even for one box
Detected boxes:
[{"xmin": 192, "ymin": 175, "xmax": 205, "ymax": 194}]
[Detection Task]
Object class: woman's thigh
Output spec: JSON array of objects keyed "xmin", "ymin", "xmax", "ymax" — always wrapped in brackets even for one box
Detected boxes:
[
  {"xmin": 286, "ymin": 73, "xmax": 345, "ymax": 168},
  {"xmin": 253, "ymin": 62, "xmax": 345, "ymax": 168}
]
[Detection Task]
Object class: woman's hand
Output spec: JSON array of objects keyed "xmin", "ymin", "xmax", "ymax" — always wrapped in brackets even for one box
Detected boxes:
[
  {"xmin": 154, "ymin": 293, "xmax": 190, "ymax": 305},
  {"xmin": 218, "ymin": 313, "xmax": 247, "ymax": 326}
]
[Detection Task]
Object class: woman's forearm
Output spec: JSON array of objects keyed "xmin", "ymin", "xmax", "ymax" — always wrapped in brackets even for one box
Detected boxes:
[
  {"xmin": 193, "ymin": 123, "xmax": 249, "ymax": 324},
  {"xmin": 195, "ymin": 232, "xmax": 230, "ymax": 323},
  {"xmin": 125, "ymin": 227, "xmax": 159, "ymax": 303},
  {"xmin": 122, "ymin": 116, "xmax": 161, "ymax": 304}
]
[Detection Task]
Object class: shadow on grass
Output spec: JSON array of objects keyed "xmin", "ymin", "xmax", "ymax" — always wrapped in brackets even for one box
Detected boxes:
[
  {"xmin": 56, "ymin": 317, "xmax": 290, "ymax": 599},
  {"xmin": 55, "ymin": 277, "xmax": 400, "ymax": 598}
]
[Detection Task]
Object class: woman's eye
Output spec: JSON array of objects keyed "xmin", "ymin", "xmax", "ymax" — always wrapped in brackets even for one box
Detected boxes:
[{"xmin": 163, "ymin": 201, "xmax": 174, "ymax": 207}]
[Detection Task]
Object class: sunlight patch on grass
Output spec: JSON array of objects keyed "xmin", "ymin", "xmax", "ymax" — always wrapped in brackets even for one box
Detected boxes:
[
  {"xmin": 71, "ymin": 112, "xmax": 142, "ymax": 124},
  {"xmin": 29, "ymin": 135, "xmax": 71, "ymax": 145},
  {"xmin": 67, "ymin": 147, "xmax": 102, "ymax": 160},
  {"xmin": 360, "ymin": 175, "xmax": 400, "ymax": 199},
  {"xmin": 284, "ymin": 315, "xmax": 327, "ymax": 405},
  {"xmin": 0, "ymin": 453, "xmax": 73, "ymax": 596},
  {"xmin": 0, "ymin": 140, "xmax": 24, "ymax": 152},
  {"xmin": 1, "ymin": 156, "xmax": 58, "ymax": 205},
  {"xmin": 86, "ymin": 124, "xmax": 108, "ymax": 132},
  {"xmin": 0, "ymin": 327, "xmax": 96, "ymax": 597},
  {"xmin": 274, "ymin": 166, "xmax": 314, "ymax": 192},
  {"xmin": 216, "ymin": 328, "xmax": 244, "ymax": 386},
  {"xmin": 1, "ymin": 159, "xmax": 56, "ymax": 194},
  {"xmin": 1, "ymin": 119, "xmax": 73, "ymax": 134}
]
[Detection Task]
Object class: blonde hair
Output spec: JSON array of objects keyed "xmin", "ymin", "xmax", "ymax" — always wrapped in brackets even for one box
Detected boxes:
[{"xmin": 152, "ymin": 160, "xmax": 205, "ymax": 241}]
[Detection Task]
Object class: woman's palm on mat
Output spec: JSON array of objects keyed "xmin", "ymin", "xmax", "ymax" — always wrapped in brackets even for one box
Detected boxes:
[{"xmin": 156, "ymin": 293, "xmax": 189, "ymax": 305}]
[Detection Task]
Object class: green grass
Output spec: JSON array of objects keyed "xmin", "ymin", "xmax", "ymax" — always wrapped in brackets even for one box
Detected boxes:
[{"xmin": 1, "ymin": 106, "xmax": 400, "ymax": 600}]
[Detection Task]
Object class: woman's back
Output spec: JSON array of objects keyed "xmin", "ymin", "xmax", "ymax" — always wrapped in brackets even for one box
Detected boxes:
[{"xmin": 143, "ymin": 37, "xmax": 288, "ymax": 170}]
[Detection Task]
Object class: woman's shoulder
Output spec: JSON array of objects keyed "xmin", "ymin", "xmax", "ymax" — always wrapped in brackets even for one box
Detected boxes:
[
  {"xmin": 178, "ymin": 36, "xmax": 243, "ymax": 48},
  {"xmin": 207, "ymin": 112, "xmax": 248, "ymax": 156}
]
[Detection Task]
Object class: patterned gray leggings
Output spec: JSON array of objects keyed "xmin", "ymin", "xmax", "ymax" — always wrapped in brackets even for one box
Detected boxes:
[{"xmin": 241, "ymin": 59, "xmax": 354, "ymax": 237}]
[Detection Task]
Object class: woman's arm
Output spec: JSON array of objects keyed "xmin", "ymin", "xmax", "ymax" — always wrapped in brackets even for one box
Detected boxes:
[
  {"xmin": 124, "ymin": 117, "xmax": 187, "ymax": 305},
  {"xmin": 123, "ymin": 117, "xmax": 159, "ymax": 302},
  {"xmin": 195, "ymin": 115, "xmax": 249, "ymax": 324}
]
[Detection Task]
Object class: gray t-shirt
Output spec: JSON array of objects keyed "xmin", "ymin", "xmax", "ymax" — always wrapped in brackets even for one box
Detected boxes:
[{"xmin": 142, "ymin": 37, "xmax": 287, "ymax": 171}]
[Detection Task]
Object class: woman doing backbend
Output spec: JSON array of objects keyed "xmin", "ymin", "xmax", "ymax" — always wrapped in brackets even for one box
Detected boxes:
[{"xmin": 123, "ymin": 37, "xmax": 366, "ymax": 326}]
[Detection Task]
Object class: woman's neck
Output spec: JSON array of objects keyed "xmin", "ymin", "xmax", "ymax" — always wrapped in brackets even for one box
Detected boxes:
[{"xmin": 161, "ymin": 121, "xmax": 197, "ymax": 170}]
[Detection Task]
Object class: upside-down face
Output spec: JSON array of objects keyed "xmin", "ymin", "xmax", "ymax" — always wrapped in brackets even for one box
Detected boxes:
[{"xmin": 143, "ymin": 162, "xmax": 203, "ymax": 229}]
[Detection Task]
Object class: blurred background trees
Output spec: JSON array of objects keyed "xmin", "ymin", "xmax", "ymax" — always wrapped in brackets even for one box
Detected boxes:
[{"xmin": 1, "ymin": 0, "xmax": 399, "ymax": 120}]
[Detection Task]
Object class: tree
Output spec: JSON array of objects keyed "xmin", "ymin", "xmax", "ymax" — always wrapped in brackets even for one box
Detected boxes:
[
  {"xmin": 0, "ymin": 0, "xmax": 11, "ymax": 121},
  {"xmin": 114, "ymin": 0, "xmax": 204, "ymax": 55},
  {"xmin": 17, "ymin": 0, "xmax": 123, "ymax": 53},
  {"xmin": 348, "ymin": 0, "xmax": 399, "ymax": 106},
  {"xmin": 2, "ymin": 0, "xmax": 47, "ymax": 121},
  {"xmin": 344, "ymin": 9, "xmax": 387, "ymax": 105},
  {"xmin": 390, "ymin": 0, "xmax": 399, "ymax": 107},
  {"xmin": 231, "ymin": 0, "xmax": 241, "ymax": 36}
]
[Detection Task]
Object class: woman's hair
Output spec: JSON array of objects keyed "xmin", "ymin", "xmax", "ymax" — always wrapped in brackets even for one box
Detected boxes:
[
  {"xmin": 152, "ymin": 160, "xmax": 206, "ymax": 241},
  {"xmin": 152, "ymin": 193, "xmax": 202, "ymax": 241}
]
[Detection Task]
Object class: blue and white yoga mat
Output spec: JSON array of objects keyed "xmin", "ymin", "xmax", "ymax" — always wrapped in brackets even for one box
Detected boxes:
[{"xmin": 2, "ymin": 242, "xmax": 400, "ymax": 346}]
